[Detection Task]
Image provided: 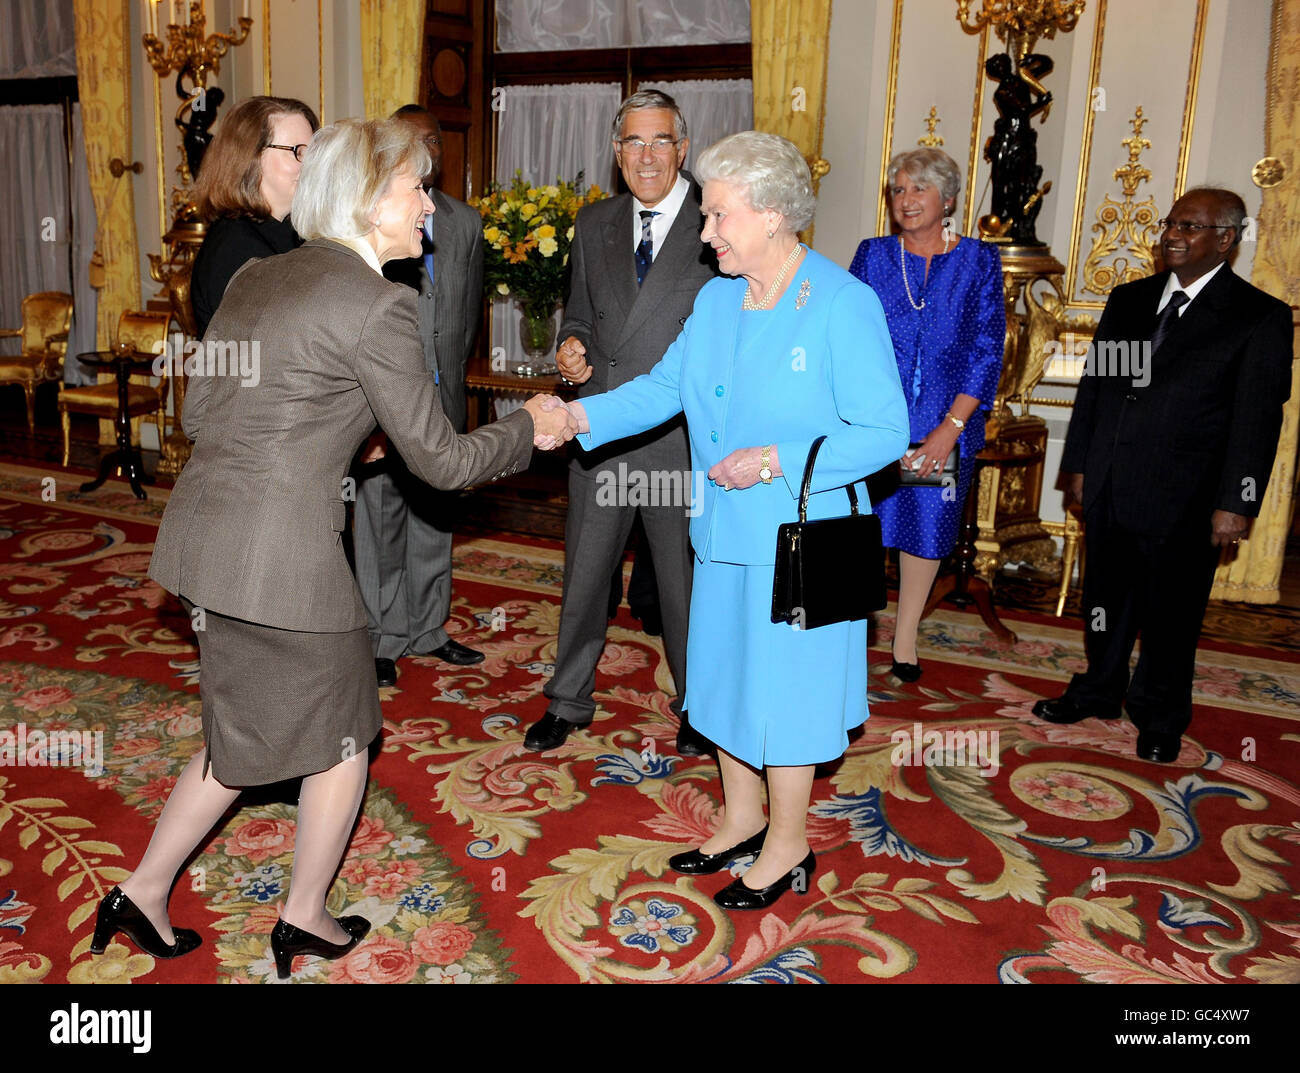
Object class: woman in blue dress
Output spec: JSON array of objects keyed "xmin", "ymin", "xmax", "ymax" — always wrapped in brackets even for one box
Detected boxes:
[
  {"xmin": 849, "ymin": 149, "xmax": 1005, "ymax": 681},
  {"xmin": 564, "ymin": 132, "xmax": 908, "ymax": 910}
]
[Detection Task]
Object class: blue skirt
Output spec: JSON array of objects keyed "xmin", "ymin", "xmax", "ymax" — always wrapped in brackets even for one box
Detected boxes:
[
  {"xmin": 873, "ymin": 454, "xmax": 974, "ymax": 559},
  {"xmin": 682, "ymin": 558, "xmax": 869, "ymax": 768}
]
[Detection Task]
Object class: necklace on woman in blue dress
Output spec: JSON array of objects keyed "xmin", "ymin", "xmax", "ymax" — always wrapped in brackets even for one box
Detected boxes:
[{"xmin": 899, "ymin": 232, "xmax": 950, "ymax": 311}]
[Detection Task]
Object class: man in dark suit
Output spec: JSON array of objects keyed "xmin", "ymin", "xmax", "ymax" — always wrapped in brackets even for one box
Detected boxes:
[
  {"xmin": 524, "ymin": 90, "xmax": 717, "ymax": 754},
  {"xmin": 1034, "ymin": 187, "xmax": 1293, "ymax": 762},
  {"xmin": 354, "ymin": 105, "xmax": 486, "ymax": 687}
]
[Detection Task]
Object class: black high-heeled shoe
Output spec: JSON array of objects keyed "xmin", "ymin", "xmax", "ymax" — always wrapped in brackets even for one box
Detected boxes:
[
  {"xmin": 890, "ymin": 645, "xmax": 922, "ymax": 682},
  {"xmin": 90, "ymin": 886, "xmax": 202, "ymax": 958},
  {"xmin": 270, "ymin": 914, "xmax": 370, "ymax": 979},
  {"xmin": 668, "ymin": 827, "xmax": 767, "ymax": 875},
  {"xmin": 713, "ymin": 850, "xmax": 816, "ymax": 911}
]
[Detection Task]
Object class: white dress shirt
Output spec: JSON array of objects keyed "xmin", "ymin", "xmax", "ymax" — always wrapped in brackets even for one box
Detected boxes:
[
  {"xmin": 1157, "ymin": 260, "xmax": 1224, "ymax": 314},
  {"xmin": 631, "ymin": 174, "xmax": 690, "ymax": 261}
]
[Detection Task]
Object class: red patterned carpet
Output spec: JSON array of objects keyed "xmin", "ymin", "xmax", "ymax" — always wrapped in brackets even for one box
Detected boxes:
[{"xmin": 2, "ymin": 462, "xmax": 1298, "ymax": 985}]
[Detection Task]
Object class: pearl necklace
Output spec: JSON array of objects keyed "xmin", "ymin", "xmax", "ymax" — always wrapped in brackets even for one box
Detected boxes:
[
  {"xmin": 743, "ymin": 242, "xmax": 804, "ymax": 310},
  {"xmin": 899, "ymin": 232, "xmax": 950, "ymax": 311}
]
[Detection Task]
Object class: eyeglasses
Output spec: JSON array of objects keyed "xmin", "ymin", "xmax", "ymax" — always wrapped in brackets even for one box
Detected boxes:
[
  {"xmin": 266, "ymin": 143, "xmax": 307, "ymax": 162},
  {"xmin": 1158, "ymin": 218, "xmax": 1234, "ymax": 233},
  {"xmin": 615, "ymin": 137, "xmax": 679, "ymax": 155}
]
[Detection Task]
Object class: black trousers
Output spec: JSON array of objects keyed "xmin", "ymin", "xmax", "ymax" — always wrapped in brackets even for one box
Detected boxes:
[{"xmin": 1065, "ymin": 479, "xmax": 1221, "ymax": 736}]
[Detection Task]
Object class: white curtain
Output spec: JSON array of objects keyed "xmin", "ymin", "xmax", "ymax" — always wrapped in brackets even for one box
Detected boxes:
[
  {"xmin": 639, "ymin": 78, "xmax": 753, "ymax": 167},
  {"xmin": 0, "ymin": 105, "xmax": 98, "ymax": 380},
  {"xmin": 0, "ymin": 0, "xmax": 77, "ymax": 79},
  {"xmin": 496, "ymin": 0, "xmax": 750, "ymax": 51},
  {"xmin": 491, "ymin": 82, "xmax": 622, "ymax": 401},
  {"xmin": 636, "ymin": 1, "xmax": 751, "ymax": 47},
  {"xmin": 68, "ymin": 106, "xmax": 97, "ymax": 374}
]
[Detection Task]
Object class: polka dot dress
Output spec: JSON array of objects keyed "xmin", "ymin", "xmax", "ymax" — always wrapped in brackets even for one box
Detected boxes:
[{"xmin": 849, "ymin": 236, "xmax": 1005, "ymax": 559}]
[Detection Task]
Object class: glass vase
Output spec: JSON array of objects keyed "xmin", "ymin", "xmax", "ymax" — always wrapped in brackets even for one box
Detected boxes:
[{"xmin": 516, "ymin": 305, "xmax": 558, "ymax": 377}]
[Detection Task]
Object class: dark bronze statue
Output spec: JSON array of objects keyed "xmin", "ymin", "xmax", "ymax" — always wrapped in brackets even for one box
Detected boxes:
[
  {"xmin": 982, "ymin": 51, "xmax": 1053, "ymax": 246},
  {"xmin": 175, "ymin": 81, "xmax": 225, "ymax": 182}
]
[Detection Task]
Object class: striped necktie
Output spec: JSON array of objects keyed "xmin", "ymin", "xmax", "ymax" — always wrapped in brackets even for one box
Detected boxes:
[
  {"xmin": 1150, "ymin": 290, "xmax": 1188, "ymax": 354},
  {"xmin": 635, "ymin": 210, "xmax": 657, "ymax": 285}
]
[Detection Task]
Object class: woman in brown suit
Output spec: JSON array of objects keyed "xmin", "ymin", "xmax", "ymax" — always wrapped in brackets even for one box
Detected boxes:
[{"xmin": 90, "ymin": 117, "xmax": 575, "ymax": 978}]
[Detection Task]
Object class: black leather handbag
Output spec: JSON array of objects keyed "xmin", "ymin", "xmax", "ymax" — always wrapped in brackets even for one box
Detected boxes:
[
  {"xmin": 771, "ymin": 436, "xmax": 886, "ymax": 631},
  {"xmin": 897, "ymin": 443, "xmax": 958, "ymax": 486}
]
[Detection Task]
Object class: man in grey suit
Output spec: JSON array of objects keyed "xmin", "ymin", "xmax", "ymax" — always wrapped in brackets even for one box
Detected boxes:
[
  {"xmin": 354, "ymin": 105, "xmax": 486, "ymax": 687},
  {"xmin": 525, "ymin": 90, "xmax": 718, "ymax": 755}
]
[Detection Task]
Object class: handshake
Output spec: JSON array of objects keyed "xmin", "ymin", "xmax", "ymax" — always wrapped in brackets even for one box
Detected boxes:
[{"xmin": 522, "ymin": 394, "xmax": 589, "ymax": 450}]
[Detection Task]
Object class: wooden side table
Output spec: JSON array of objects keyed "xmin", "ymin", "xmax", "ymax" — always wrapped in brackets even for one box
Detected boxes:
[
  {"xmin": 921, "ymin": 448, "xmax": 1019, "ymax": 644},
  {"xmin": 72, "ymin": 348, "xmax": 157, "ymax": 500},
  {"xmin": 463, "ymin": 355, "xmax": 576, "ymax": 430}
]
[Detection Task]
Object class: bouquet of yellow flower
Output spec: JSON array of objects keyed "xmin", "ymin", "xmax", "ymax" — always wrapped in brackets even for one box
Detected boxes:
[{"xmin": 479, "ymin": 172, "xmax": 606, "ymax": 323}]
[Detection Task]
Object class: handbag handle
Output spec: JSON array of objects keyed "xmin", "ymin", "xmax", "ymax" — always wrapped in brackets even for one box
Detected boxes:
[{"xmin": 798, "ymin": 435, "xmax": 860, "ymax": 522}]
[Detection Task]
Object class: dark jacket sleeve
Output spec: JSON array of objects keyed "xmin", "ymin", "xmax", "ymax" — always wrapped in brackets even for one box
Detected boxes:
[
  {"xmin": 1060, "ymin": 291, "xmax": 1122, "ymax": 474},
  {"xmin": 558, "ymin": 205, "xmax": 596, "ymax": 350},
  {"xmin": 1215, "ymin": 297, "xmax": 1294, "ymax": 515},
  {"xmin": 463, "ymin": 206, "xmax": 485, "ymax": 362}
]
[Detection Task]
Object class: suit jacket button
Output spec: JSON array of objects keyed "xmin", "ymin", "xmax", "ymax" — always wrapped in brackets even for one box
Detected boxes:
[
  {"xmin": 609, "ymin": 360, "xmax": 617, "ymax": 368},
  {"xmin": 1125, "ymin": 393, "xmax": 1137, "ymax": 401},
  {"xmin": 679, "ymin": 317, "xmax": 686, "ymax": 325},
  {"xmin": 598, "ymin": 311, "xmax": 605, "ymax": 319}
]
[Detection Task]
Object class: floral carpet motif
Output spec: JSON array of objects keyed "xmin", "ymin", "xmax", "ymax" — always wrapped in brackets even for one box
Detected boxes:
[{"xmin": 1, "ymin": 470, "xmax": 1298, "ymax": 984}]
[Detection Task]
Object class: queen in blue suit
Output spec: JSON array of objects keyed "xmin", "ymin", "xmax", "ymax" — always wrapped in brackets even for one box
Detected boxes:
[{"xmin": 564, "ymin": 132, "xmax": 908, "ymax": 911}]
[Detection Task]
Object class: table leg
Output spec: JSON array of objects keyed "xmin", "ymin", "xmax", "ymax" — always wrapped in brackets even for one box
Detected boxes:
[
  {"xmin": 79, "ymin": 358, "xmax": 149, "ymax": 499},
  {"xmin": 920, "ymin": 459, "xmax": 1017, "ymax": 644}
]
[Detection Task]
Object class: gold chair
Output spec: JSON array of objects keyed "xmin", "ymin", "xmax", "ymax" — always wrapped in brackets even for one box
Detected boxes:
[
  {"xmin": 58, "ymin": 310, "xmax": 172, "ymax": 467},
  {"xmin": 0, "ymin": 291, "xmax": 74, "ymax": 433}
]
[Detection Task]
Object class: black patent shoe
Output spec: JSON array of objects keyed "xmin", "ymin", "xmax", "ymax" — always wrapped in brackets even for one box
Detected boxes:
[
  {"xmin": 524, "ymin": 711, "xmax": 582, "ymax": 752},
  {"xmin": 90, "ymin": 886, "xmax": 202, "ymax": 959},
  {"xmin": 675, "ymin": 714, "xmax": 712, "ymax": 758},
  {"xmin": 1135, "ymin": 730, "xmax": 1182, "ymax": 764},
  {"xmin": 270, "ymin": 915, "xmax": 370, "ymax": 979},
  {"xmin": 890, "ymin": 658, "xmax": 922, "ymax": 683},
  {"xmin": 1032, "ymin": 694, "xmax": 1121, "ymax": 724},
  {"xmin": 375, "ymin": 658, "xmax": 398, "ymax": 687},
  {"xmin": 889, "ymin": 644, "xmax": 922, "ymax": 682},
  {"xmin": 425, "ymin": 639, "xmax": 485, "ymax": 666},
  {"xmin": 713, "ymin": 850, "xmax": 816, "ymax": 911},
  {"xmin": 668, "ymin": 827, "xmax": 767, "ymax": 876}
]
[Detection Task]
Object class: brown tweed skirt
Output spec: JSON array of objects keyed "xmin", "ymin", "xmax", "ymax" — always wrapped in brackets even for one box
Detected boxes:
[{"xmin": 184, "ymin": 600, "xmax": 382, "ymax": 786}]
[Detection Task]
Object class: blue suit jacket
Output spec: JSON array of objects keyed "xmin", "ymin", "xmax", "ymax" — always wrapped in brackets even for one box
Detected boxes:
[{"xmin": 579, "ymin": 248, "xmax": 909, "ymax": 565}]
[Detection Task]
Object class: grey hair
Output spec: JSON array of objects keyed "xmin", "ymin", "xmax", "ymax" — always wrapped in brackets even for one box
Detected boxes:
[
  {"xmin": 1182, "ymin": 185, "xmax": 1247, "ymax": 245},
  {"xmin": 292, "ymin": 117, "xmax": 431, "ymax": 241},
  {"xmin": 610, "ymin": 89, "xmax": 687, "ymax": 143},
  {"xmin": 887, "ymin": 148, "xmax": 962, "ymax": 211},
  {"xmin": 694, "ymin": 131, "xmax": 815, "ymax": 233}
]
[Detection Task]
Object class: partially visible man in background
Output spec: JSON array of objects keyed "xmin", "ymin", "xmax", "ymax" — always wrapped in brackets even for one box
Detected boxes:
[
  {"xmin": 1034, "ymin": 187, "xmax": 1293, "ymax": 763},
  {"xmin": 524, "ymin": 90, "xmax": 717, "ymax": 756},
  {"xmin": 354, "ymin": 104, "xmax": 486, "ymax": 688}
]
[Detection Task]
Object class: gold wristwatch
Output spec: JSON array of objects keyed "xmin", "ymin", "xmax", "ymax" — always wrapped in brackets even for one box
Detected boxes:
[
  {"xmin": 945, "ymin": 411, "xmax": 965, "ymax": 431},
  {"xmin": 759, "ymin": 445, "xmax": 773, "ymax": 484}
]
